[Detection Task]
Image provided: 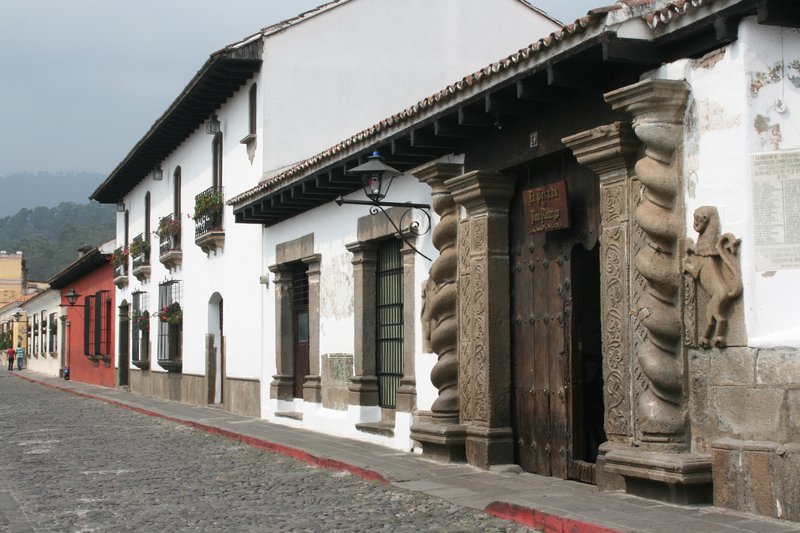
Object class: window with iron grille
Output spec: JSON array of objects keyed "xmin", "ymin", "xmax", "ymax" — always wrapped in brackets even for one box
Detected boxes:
[
  {"xmin": 132, "ymin": 291, "xmax": 149, "ymax": 363},
  {"xmin": 32, "ymin": 314, "xmax": 38, "ymax": 355},
  {"xmin": 376, "ymin": 239, "xmax": 403, "ymax": 409},
  {"xmin": 48, "ymin": 312, "xmax": 57, "ymax": 353},
  {"xmin": 40, "ymin": 310, "xmax": 46, "ymax": 354},
  {"xmin": 83, "ymin": 290, "xmax": 111, "ymax": 357},
  {"xmin": 156, "ymin": 280, "xmax": 182, "ymax": 371}
]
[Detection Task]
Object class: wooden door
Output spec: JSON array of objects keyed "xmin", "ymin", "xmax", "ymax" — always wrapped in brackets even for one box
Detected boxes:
[
  {"xmin": 118, "ymin": 302, "xmax": 129, "ymax": 387},
  {"xmin": 292, "ymin": 263, "xmax": 310, "ymax": 399},
  {"xmin": 510, "ymin": 152, "xmax": 602, "ymax": 482}
]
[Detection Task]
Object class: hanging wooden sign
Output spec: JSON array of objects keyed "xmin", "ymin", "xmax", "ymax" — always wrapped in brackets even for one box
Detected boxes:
[{"xmin": 523, "ymin": 180, "xmax": 570, "ymax": 234}]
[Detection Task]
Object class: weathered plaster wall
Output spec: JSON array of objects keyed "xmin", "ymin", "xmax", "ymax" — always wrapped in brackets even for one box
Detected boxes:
[
  {"xmin": 261, "ymin": 173, "xmax": 437, "ymax": 451},
  {"xmin": 646, "ymin": 17, "xmax": 800, "ymax": 521}
]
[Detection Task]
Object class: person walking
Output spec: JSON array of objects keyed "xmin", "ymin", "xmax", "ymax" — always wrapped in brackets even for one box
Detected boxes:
[
  {"xmin": 15, "ymin": 343, "xmax": 24, "ymax": 371},
  {"xmin": 6, "ymin": 346, "xmax": 14, "ymax": 371}
]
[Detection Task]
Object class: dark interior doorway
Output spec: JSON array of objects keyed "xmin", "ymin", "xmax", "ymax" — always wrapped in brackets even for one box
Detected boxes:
[{"xmin": 509, "ymin": 151, "xmax": 605, "ymax": 483}]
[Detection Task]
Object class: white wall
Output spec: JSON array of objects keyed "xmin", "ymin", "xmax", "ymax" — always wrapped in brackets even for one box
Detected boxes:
[
  {"xmin": 118, "ymin": 78, "xmax": 264, "ymax": 380},
  {"xmin": 20, "ymin": 290, "xmax": 62, "ymax": 377},
  {"xmin": 652, "ymin": 16, "xmax": 800, "ymax": 347},
  {"xmin": 261, "ymin": 0, "xmax": 558, "ymax": 172}
]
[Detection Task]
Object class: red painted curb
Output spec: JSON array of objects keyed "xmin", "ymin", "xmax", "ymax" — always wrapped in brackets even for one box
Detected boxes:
[
  {"xmin": 14, "ymin": 374, "xmax": 389, "ymax": 485},
  {"xmin": 485, "ymin": 502, "xmax": 623, "ymax": 533}
]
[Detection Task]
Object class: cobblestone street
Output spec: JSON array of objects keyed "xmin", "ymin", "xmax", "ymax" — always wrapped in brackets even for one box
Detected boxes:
[{"xmin": 0, "ymin": 372, "xmax": 529, "ymax": 533}]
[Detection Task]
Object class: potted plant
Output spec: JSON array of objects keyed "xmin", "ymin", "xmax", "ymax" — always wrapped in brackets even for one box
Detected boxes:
[
  {"xmin": 112, "ymin": 248, "xmax": 129, "ymax": 267},
  {"xmin": 156, "ymin": 302, "xmax": 182, "ymax": 326},
  {"xmin": 193, "ymin": 190, "xmax": 224, "ymax": 222},
  {"xmin": 129, "ymin": 239, "xmax": 150, "ymax": 258},
  {"xmin": 157, "ymin": 217, "xmax": 181, "ymax": 239}
]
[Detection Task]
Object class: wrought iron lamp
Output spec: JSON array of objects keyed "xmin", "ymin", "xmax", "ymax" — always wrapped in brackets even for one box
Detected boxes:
[
  {"xmin": 335, "ymin": 152, "xmax": 432, "ymax": 260},
  {"xmin": 153, "ymin": 166, "xmax": 163, "ymax": 181},
  {"xmin": 64, "ymin": 288, "xmax": 80, "ymax": 306},
  {"xmin": 205, "ymin": 114, "xmax": 221, "ymax": 135}
]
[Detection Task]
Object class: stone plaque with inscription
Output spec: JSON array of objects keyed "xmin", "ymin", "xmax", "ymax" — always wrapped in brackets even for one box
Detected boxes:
[
  {"xmin": 751, "ymin": 150, "xmax": 800, "ymax": 270},
  {"xmin": 522, "ymin": 180, "xmax": 570, "ymax": 234}
]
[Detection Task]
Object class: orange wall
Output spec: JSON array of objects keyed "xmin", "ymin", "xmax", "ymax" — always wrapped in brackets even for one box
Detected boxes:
[{"xmin": 63, "ymin": 260, "xmax": 116, "ymax": 388}]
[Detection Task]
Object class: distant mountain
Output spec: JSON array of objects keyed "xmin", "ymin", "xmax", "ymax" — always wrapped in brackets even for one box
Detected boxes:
[
  {"xmin": 0, "ymin": 202, "xmax": 115, "ymax": 282},
  {"xmin": 0, "ymin": 171, "xmax": 106, "ymax": 218}
]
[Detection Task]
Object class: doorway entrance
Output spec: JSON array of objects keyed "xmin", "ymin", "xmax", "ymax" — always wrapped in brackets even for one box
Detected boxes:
[
  {"xmin": 208, "ymin": 293, "xmax": 224, "ymax": 405},
  {"xmin": 509, "ymin": 152, "xmax": 605, "ymax": 483},
  {"xmin": 118, "ymin": 301, "xmax": 129, "ymax": 387},
  {"xmin": 292, "ymin": 263, "xmax": 310, "ymax": 399}
]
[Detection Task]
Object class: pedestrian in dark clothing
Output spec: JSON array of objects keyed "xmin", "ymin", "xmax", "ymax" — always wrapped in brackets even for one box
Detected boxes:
[{"xmin": 6, "ymin": 346, "xmax": 13, "ymax": 370}]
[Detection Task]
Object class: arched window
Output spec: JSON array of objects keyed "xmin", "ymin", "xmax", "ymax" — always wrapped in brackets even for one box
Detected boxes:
[
  {"xmin": 173, "ymin": 166, "xmax": 181, "ymax": 216},
  {"xmin": 249, "ymin": 83, "xmax": 257, "ymax": 136},
  {"xmin": 144, "ymin": 192, "xmax": 151, "ymax": 237},
  {"xmin": 212, "ymin": 136, "xmax": 222, "ymax": 190}
]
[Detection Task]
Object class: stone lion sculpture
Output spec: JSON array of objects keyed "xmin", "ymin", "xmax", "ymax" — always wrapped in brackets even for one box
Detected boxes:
[{"xmin": 684, "ymin": 206, "xmax": 742, "ymax": 349}]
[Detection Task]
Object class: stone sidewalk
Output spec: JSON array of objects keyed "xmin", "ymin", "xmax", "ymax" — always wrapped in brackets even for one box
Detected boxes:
[{"xmin": 10, "ymin": 371, "xmax": 800, "ymax": 533}]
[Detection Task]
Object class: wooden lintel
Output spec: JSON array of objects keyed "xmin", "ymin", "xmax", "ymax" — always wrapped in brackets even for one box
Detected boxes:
[
  {"xmin": 547, "ymin": 64, "xmax": 588, "ymax": 89},
  {"xmin": 757, "ymin": 0, "xmax": 800, "ymax": 26},
  {"xmin": 458, "ymin": 106, "xmax": 493, "ymax": 127},
  {"xmin": 602, "ymin": 38, "xmax": 662, "ymax": 65},
  {"xmin": 410, "ymin": 129, "xmax": 461, "ymax": 150},
  {"xmin": 434, "ymin": 119, "xmax": 485, "ymax": 139},
  {"xmin": 516, "ymin": 80, "xmax": 567, "ymax": 103},
  {"xmin": 485, "ymin": 94, "xmax": 533, "ymax": 117}
]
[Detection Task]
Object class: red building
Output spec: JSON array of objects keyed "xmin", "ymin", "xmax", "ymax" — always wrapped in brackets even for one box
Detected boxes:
[{"xmin": 48, "ymin": 243, "xmax": 117, "ymax": 388}]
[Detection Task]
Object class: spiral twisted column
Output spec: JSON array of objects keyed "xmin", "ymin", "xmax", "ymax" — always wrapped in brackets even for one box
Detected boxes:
[
  {"xmin": 606, "ymin": 79, "xmax": 690, "ymax": 448},
  {"xmin": 409, "ymin": 161, "xmax": 466, "ymax": 462}
]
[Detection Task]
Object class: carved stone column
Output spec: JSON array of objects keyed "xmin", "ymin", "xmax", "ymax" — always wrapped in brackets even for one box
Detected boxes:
[
  {"xmin": 302, "ymin": 254, "xmax": 322, "ymax": 404},
  {"xmin": 600, "ymin": 79, "xmax": 711, "ymax": 504},
  {"xmin": 445, "ymin": 170, "xmax": 516, "ymax": 469},
  {"xmin": 563, "ymin": 121, "xmax": 639, "ymax": 490},
  {"xmin": 346, "ymin": 242, "xmax": 379, "ymax": 406},
  {"xmin": 268, "ymin": 263, "xmax": 295, "ymax": 400},
  {"xmin": 409, "ymin": 161, "xmax": 465, "ymax": 461},
  {"xmin": 606, "ymin": 79, "xmax": 689, "ymax": 447}
]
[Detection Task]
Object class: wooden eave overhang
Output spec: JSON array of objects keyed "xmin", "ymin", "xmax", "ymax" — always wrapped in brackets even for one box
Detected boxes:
[
  {"xmin": 231, "ymin": 0, "xmax": 771, "ymax": 227},
  {"xmin": 47, "ymin": 249, "xmax": 109, "ymax": 289},
  {"xmin": 90, "ymin": 40, "xmax": 263, "ymax": 204}
]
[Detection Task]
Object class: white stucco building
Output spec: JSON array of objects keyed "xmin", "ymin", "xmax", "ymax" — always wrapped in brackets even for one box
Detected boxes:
[
  {"xmin": 229, "ymin": 0, "xmax": 800, "ymax": 523},
  {"xmin": 91, "ymin": 0, "xmax": 559, "ymax": 417},
  {"xmin": 18, "ymin": 289, "xmax": 62, "ymax": 377}
]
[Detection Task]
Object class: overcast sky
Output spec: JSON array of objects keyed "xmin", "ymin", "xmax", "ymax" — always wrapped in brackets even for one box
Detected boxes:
[{"xmin": 0, "ymin": 0, "xmax": 601, "ymax": 177}]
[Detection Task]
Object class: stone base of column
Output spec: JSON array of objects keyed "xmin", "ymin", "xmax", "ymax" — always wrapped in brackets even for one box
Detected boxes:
[
  {"xmin": 465, "ymin": 426, "xmax": 514, "ymax": 469},
  {"xmin": 411, "ymin": 412, "xmax": 466, "ymax": 462},
  {"xmin": 270, "ymin": 374, "xmax": 294, "ymax": 401},
  {"xmin": 303, "ymin": 375, "xmax": 322, "ymax": 403},
  {"xmin": 603, "ymin": 447, "xmax": 712, "ymax": 504},
  {"xmin": 395, "ymin": 378, "xmax": 416, "ymax": 413},
  {"xmin": 347, "ymin": 375, "xmax": 379, "ymax": 406}
]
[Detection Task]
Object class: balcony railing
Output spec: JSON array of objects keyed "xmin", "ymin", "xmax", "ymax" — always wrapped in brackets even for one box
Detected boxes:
[
  {"xmin": 130, "ymin": 234, "xmax": 151, "ymax": 282},
  {"xmin": 112, "ymin": 246, "xmax": 129, "ymax": 287},
  {"xmin": 158, "ymin": 213, "xmax": 183, "ymax": 270},
  {"xmin": 194, "ymin": 186, "xmax": 225, "ymax": 254}
]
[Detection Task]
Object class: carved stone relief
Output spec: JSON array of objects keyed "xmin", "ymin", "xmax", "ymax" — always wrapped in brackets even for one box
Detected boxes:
[
  {"xmin": 605, "ymin": 79, "xmax": 690, "ymax": 450},
  {"xmin": 684, "ymin": 206, "xmax": 743, "ymax": 349}
]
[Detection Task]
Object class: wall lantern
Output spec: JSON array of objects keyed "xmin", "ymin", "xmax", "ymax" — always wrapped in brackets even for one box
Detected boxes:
[
  {"xmin": 13, "ymin": 312, "xmax": 21, "ymax": 322},
  {"xmin": 153, "ymin": 166, "xmax": 163, "ymax": 181},
  {"xmin": 64, "ymin": 288, "xmax": 80, "ymax": 306},
  {"xmin": 205, "ymin": 114, "xmax": 221, "ymax": 135},
  {"xmin": 116, "ymin": 201, "xmax": 126, "ymax": 213},
  {"xmin": 335, "ymin": 152, "xmax": 432, "ymax": 260}
]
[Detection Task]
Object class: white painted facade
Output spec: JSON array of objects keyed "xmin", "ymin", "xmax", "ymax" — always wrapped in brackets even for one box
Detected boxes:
[
  {"xmin": 19, "ymin": 290, "xmax": 62, "ymax": 377},
  {"xmin": 649, "ymin": 17, "xmax": 800, "ymax": 348},
  {"xmin": 111, "ymin": 0, "xmax": 558, "ymax": 433}
]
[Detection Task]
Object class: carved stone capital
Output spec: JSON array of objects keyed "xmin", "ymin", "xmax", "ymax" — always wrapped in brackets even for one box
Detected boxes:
[
  {"xmin": 562, "ymin": 122, "xmax": 639, "ymax": 182},
  {"xmin": 605, "ymin": 79, "xmax": 689, "ymax": 162},
  {"xmin": 444, "ymin": 170, "xmax": 516, "ymax": 216}
]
